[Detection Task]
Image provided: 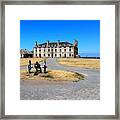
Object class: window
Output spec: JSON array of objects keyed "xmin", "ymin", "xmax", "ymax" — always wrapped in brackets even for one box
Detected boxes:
[
  {"xmin": 51, "ymin": 49, "xmax": 53, "ymax": 52},
  {"xmin": 48, "ymin": 54, "xmax": 50, "ymax": 57},
  {"xmin": 69, "ymin": 48, "xmax": 71, "ymax": 51},
  {"xmin": 64, "ymin": 49, "xmax": 66, "ymax": 52},
  {"xmin": 55, "ymin": 54, "xmax": 57, "ymax": 57},
  {"xmin": 44, "ymin": 54, "xmax": 45, "ymax": 57},
  {"xmin": 60, "ymin": 49, "xmax": 61, "ymax": 52},
  {"xmin": 69, "ymin": 53, "xmax": 71, "ymax": 57},
  {"xmin": 55, "ymin": 49, "xmax": 57, "ymax": 52},
  {"xmin": 59, "ymin": 54, "xmax": 61, "ymax": 57},
  {"xmin": 48, "ymin": 49, "xmax": 50, "ymax": 52},
  {"xmin": 39, "ymin": 49, "xmax": 41, "ymax": 52},
  {"xmin": 44, "ymin": 49, "xmax": 45, "ymax": 52}
]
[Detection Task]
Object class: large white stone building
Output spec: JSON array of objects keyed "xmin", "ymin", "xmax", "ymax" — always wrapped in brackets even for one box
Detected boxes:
[{"xmin": 33, "ymin": 40, "xmax": 78, "ymax": 58}]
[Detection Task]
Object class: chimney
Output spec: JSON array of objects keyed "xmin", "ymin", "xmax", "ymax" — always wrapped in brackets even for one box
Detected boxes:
[
  {"xmin": 35, "ymin": 41, "xmax": 37, "ymax": 46},
  {"xmin": 57, "ymin": 40, "xmax": 60, "ymax": 47},
  {"xmin": 47, "ymin": 40, "xmax": 49, "ymax": 47},
  {"xmin": 74, "ymin": 40, "xmax": 78, "ymax": 46}
]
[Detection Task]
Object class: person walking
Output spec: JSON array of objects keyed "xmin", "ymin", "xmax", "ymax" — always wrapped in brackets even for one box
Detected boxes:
[
  {"xmin": 28, "ymin": 60, "xmax": 33, "ymax": 73},
  {"xmin": 43, "ymin": 60, "xmax": 47, "ymax": 73}
]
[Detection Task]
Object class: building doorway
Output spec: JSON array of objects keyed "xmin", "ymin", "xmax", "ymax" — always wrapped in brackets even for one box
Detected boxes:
[
  {"xmin": 51, "ymin": 53, "xmax": 53, "ymax": 58},
  {"xmin": 64, "ymin": 54, "xmax": 66, "ymax": 58},
  {"xmin": 39, "ymin": 54, "xmax": 41, "ymax": 58}
]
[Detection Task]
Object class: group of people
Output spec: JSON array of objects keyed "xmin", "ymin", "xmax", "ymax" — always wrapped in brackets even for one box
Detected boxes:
[{"xmin": 28, "ymin": 60, "xmax": 47, "ymax": 74}]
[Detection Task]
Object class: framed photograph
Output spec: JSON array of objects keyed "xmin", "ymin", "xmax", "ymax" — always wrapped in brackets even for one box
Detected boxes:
[{"xmin": 0, "ymin": 0, "xmax": 119, "ymax": 119}]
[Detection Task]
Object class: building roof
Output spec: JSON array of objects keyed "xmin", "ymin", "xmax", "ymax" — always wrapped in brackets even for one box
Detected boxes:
[
  {"xmin": 20, "ymin": 49, "xmax": 33, "ymax": 54},
  {"xmin": 36, "ymin": 41, "xmax": 73, "ymax": 48}
]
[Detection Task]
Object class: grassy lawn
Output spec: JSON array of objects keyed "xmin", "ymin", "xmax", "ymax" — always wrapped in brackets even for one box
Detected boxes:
[
  {"xmin": 57, "ymin": 58, "xmax": 100, "ymax": 69},
  {"xmin": 20, "ymin": 58, "xmax": 44, "ymax": 66},
  {"xmin": 20, "ymin": 69, "xmax": 84, "ymax": 82}
]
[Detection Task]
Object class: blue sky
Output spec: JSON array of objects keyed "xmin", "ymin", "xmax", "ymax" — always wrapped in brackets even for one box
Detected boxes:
[{"xmin": 20, "ymin": 20, "xmax": 100, "ymax": 57}]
